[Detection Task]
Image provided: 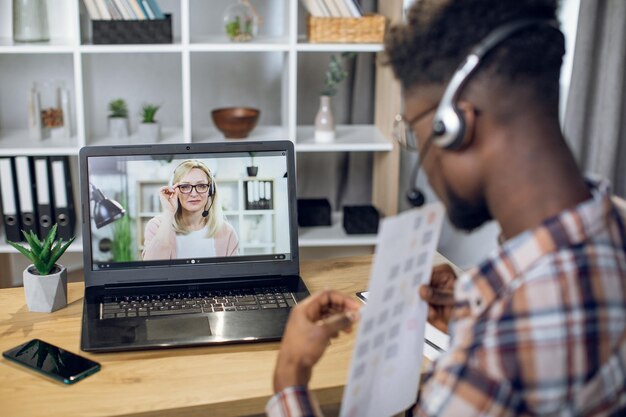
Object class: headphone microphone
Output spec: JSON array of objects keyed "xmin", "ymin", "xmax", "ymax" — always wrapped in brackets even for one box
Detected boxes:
[
  {"xmin": 405, "ymin": 18, "xmax": 559, "ymax": 207},
  {"xmin": 406, "ymin": 133, "xmax": 435, "ymax": 207}
]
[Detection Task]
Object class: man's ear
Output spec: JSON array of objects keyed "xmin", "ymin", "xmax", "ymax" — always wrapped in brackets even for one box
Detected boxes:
[{"xmin": 456, "ymin": 101, "xmax": 477, "ymax": 150}]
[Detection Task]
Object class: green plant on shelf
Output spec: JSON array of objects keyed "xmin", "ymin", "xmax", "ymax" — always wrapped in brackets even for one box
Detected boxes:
[
  {"xmin": 141, "ymin": 104, "xmax": 160, "ymax": 124},
  {"xmin": 108, "ymin": 98, "xmax": 128, "ymax": 118},
  {"xmin": 225, "ymin": 16, "xmax": 254, "ymax": 42},
  {"xmin": 321, "ymin": 52, "xmax": 356, "ymax": 97}
]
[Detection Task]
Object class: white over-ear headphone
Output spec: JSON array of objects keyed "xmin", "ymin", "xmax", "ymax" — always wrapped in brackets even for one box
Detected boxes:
[{"xmin": 431, "ymin": 19, "xmax": 560, "ymax": 150}]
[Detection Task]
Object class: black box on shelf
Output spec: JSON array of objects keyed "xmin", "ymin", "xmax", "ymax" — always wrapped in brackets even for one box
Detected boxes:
[
  {"xmin": 92, "ymin": 14, "xmax": 173, "ymax": 45},
  {"xmin": 297, "ymin": 199, "xmax": 331, "ymax": 227},
  {"xmin": 343, "ymin": 205, "xmax": 380, "ymax": 234}
]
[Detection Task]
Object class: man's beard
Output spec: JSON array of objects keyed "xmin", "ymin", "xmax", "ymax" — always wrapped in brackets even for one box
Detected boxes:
[{"xmin": 445, "ymin": 184, "xmax": 492, "ymax": 232}]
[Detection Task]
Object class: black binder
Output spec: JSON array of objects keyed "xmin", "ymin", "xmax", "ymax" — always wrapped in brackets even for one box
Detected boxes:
[
  {"xmin": 49, "ymin": 156, "xmax": 76, "ymax": 240},
  {"xmin": 33, "ymin": 156, "xmax": 54, "ymax": 238},
  {"xmin": 0, "ymin": 157, "xmax": 22, "ymax": 242},
  {"xmin": 14, "ymin": 156, "xmax": 39, "ymax": 240}
]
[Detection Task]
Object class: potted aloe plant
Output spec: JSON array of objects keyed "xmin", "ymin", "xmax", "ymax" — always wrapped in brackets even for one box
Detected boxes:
[
  {"xmin": 8, "ymin": 224, "xmax": 75, "ymax": 313},
  {"xmin": 138, "ymin": 103, "xmax": 161, "ymax": 142},
  {"xmin": 108, "ymin": 98, "xmax": 129, "ymax": 138}
]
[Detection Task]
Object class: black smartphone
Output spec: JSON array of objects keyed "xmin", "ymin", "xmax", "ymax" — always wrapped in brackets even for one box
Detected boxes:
[{"xmin": 2, "ymin": 339, "xmax": 101, "ymax": 384}]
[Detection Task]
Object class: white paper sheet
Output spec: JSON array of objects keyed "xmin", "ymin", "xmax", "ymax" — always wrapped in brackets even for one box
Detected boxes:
[{"xmin": 340, "ymin": 203, "xmax": 445, "ymax": 417}]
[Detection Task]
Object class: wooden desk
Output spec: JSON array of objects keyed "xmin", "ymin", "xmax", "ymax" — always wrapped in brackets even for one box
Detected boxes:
[{"xmin": 0, "ymin": 254, "xmax": 451, "ymax": 417}]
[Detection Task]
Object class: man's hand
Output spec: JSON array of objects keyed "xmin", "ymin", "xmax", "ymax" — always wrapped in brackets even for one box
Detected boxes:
[
  {"xmin": 273, "ymin": 290, "xmax": 361, "ymax": 393},
  {"xmin": 419, "ymin": 263, "xmax": 457, "ymax": 334}
]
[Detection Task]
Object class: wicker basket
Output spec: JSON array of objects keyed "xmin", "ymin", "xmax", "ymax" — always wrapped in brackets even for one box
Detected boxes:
[{"xmin": 308, "ymin": 14, "xmax": 386, "ymax": 44}]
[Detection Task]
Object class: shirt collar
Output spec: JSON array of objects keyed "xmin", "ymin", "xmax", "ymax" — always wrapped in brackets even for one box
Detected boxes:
[{"xmin": 454, "ymin": 177, "xmax": 615, "ymax": 318}]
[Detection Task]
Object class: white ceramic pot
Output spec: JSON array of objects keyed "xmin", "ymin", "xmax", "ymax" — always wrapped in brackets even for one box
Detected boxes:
[
  {"xmin": 138, "ymin": 122, "xmax": 161, "ymax": 142},
  {"xmin": 314, "ymin": 95, "xmax": 335, "ymax": 143},
  {"xmin": 23, "ymin": 264, "xmax": 67, "ymax": 313},
  {"xmin": 108, "ymin": 117, "xmax": 129, "ymax": 138}
]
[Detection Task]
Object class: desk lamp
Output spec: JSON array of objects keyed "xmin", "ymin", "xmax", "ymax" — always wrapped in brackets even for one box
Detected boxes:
[{"xmin": 90, "ymin": 183, "xmax": 126, "ymax": 229}]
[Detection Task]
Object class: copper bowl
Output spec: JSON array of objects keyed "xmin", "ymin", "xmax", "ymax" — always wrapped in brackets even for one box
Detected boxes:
[{"xmin": 211, "ymin": 107, "xmax": 260, "ymax": 139}]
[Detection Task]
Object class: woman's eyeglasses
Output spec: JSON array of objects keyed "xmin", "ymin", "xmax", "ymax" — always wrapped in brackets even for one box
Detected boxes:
[
  {"xmin": 392, "ymin": 103, "xmax": 439, "ymax": 151},
  {"xmin": 176, "ymin": 183, "xmax": 210, "ymax": 194}
]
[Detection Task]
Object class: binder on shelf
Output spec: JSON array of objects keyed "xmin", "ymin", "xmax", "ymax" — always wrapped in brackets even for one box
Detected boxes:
[
  {"xmin": 15, "ymin": 156, "xmax": 39, "ymax": 240},
  {"xmin": 50, "ymin": 156, "xmax": 76, "ymax": 241},
  {"xmin": 33, "ymin": 156, "xmax": 54, "ymax": 238},
  {"xmin": 244, "ymin": 180, "xmax": 274, "ymax": 210},
  {"xmin": 0, "ymin": 157, "xmax": 22, "ymax": 242}
]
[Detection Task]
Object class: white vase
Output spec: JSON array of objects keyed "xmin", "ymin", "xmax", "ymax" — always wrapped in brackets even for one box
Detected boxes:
[
  {"xmin": 314, "ymin": 95, "xmax": 335, "ymax": 143},
  {"xmin": 23, "ymin": 264, "xmax": 67, "ymax": 313},
  {"xmin": 108, "ymin": 117, "xmax": 129, "ymax": 138},
  {"xmin": 138, "ymin": 122, "xmax": 161, "ymax": 142}
]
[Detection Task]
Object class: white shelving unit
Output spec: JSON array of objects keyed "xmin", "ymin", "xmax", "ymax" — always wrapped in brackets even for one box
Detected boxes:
[{"xmin": 0, "ymin": 0, "xmax": 402, "ymax": 261}]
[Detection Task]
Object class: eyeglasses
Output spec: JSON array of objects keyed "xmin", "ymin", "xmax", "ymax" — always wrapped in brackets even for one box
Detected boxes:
[
  {"xmin": 392, "ymin": 103, "xmax": 439, "ymax": 151},
  {"xmin": 176, "ymin": 183, "xmax": 210, "ymax": 194}
]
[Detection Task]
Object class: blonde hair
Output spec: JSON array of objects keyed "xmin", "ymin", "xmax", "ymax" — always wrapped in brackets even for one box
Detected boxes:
[{"xmin": 171, "ymin": 160, "xmax": 224, "ymax": 237}]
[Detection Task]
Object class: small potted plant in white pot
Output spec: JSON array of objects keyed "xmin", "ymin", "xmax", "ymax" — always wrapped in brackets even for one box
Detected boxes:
[
  {"xmin": 8, "ymin": 224, "xmax": 75, "ymax": 313},
  {"xmin": 108, "ymin": 98, "xmax": 129, "ymax": 138},
  {"xmin": 138, "ymin": 103, "xmax": 161, "ymax": 142}
]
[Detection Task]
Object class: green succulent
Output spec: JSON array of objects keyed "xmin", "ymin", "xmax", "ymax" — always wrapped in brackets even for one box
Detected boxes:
[
  {"xmin": 8, "ymin": 224, "xmax": 75, "ymax": 275},
  {"xmin": 141, "ymin": 104, "xmax": 160, "ymax": 124},
  {"xmin": 108, "ymin": 98, "xmax": 128, "ymax": 118}
]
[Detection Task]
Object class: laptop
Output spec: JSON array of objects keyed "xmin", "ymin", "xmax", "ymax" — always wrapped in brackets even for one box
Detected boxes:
[{"xmin": 79, "ymin": 141, "xmax": 310, "ymax": 352}]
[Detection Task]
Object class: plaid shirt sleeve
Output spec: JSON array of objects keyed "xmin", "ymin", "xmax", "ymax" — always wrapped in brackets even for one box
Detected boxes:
[{"xmin": 265, "ymin": 386, "xmax": 324, "ymax": 417}]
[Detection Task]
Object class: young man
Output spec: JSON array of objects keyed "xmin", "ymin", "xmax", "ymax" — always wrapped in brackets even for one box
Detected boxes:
[{"xmin": 266, "ymin": 1, "xmax": 626, "ymax": 416}]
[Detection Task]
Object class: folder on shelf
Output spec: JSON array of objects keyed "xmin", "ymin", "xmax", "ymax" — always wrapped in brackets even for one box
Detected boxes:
[
  {"xmin": 0, "ymin": 157, "xmax": 22, "ymax": 242},
  {"xmin": 15, "ymin": 156, "xmax": 39, "ymax": 240},
  {"xmin": 50, "ymin": 156, "xmax": 76, "ymax": 241},
  {"xmin": 33, "ymin": 156, "xmax": 55, "ymax": 238}
]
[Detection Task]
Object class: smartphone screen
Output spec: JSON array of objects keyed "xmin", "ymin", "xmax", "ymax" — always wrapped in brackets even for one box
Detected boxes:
[{"xmin": 2, "ymin": 339, "xmax": 101, "ymax": 384}]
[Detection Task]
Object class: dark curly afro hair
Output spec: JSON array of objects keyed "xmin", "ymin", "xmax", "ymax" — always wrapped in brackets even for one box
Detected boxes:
[{"xmin": 385, "ymin": 0, "xmax": 565, "ymax": 108}]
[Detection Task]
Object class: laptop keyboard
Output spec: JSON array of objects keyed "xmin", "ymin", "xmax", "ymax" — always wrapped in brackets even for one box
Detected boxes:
[{"xmin": 99, "ymin": 287, "xmax": 297, "ymax": 320}]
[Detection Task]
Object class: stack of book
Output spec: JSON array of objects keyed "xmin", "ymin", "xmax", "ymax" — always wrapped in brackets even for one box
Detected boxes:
[
  {"xmin": 83, "ymin": 0, "xmax": 166, "ymax": 21},
  {"xmin": 301, "ymin": 0, "xmax": 364, "ymax": 18}
]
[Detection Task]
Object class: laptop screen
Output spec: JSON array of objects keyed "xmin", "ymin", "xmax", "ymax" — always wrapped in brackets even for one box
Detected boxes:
[{"xmin": 85, "ymin": 149, "xmax": 292, "ymax": 272}]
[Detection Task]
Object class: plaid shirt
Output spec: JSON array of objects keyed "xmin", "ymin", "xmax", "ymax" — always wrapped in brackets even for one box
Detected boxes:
[{"xmin": 266, "ymin": 179, "xmax": 626, "ymax": 417}]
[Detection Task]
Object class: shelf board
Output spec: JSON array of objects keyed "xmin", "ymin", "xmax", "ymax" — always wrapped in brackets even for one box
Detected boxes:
[
  {"xmin": 87, "ymin": 127, "xmax": 185, "ymax": 147},
  {"xmin": 0, "ymin": 130, "xmax": 80, "ymax": 156},
  {"xmin": 296, "ymin": 41, "xmax": 384, "ymax": 53},
  {"xmin": 0, "ymin": 38, "xmax": 75, "ymax": 54},
  {"xmin": 189, "ymin": 36, "xmax": 290, "ymax": 52},
  {"xmin": 193, "ymin": 126, "xmax": 289, "ymax": 143},
  {"xmin": 295, "ymin": 125, "xmax": 393, "ymax": 152},
  {"xmin": 298, "ymin": 212, "xmax": 379, "ymax": 247},
  {"xmin": 80, "ymin": 42, "xmax": 183, "ymax": 54}
]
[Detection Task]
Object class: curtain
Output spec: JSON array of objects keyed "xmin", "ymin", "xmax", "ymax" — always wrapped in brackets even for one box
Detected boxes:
[{"xmin": 563, "ymin": 0, "xmax": 626, "ymax": 197}]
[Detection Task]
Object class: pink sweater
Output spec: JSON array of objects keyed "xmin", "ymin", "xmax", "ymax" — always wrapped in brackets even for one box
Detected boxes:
[{"xmin": 142, "ymin": 215, "xmax": 240, "ymax": 260}]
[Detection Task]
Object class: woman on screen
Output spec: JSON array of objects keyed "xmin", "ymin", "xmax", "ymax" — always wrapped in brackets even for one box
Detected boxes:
[{"xmin": 142, "ymin": 160, "xmax": 239, "ymax": 260}]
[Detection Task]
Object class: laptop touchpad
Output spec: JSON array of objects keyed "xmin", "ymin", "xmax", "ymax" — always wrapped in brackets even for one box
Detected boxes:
[{"xmin": 146, "ymin": 317, "xmax": 211, "ymax": 340}]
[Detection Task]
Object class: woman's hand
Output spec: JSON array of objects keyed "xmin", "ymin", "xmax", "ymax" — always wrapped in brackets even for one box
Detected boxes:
[
  {"xmin": 419, "ymin": 264, "xmax": 457, "ymax": 334},
  {"xmin": 273, "ymin": 290, "xmax": 361, "ymax": 393},
  {"xmin": 159, "ymin": 185, "xmax": 179, "ymax": 217}
]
